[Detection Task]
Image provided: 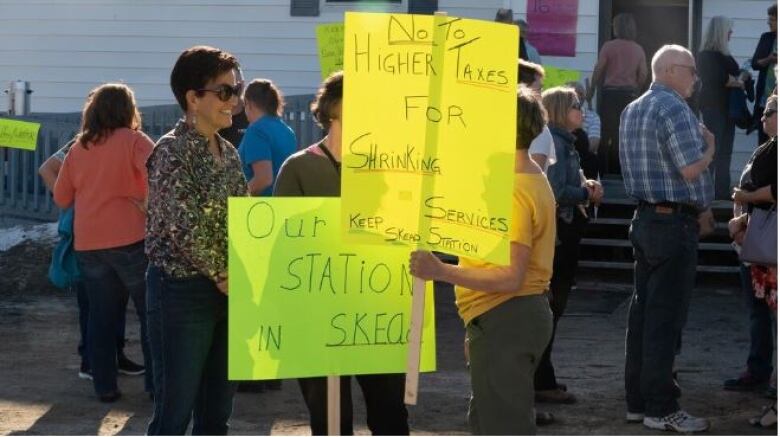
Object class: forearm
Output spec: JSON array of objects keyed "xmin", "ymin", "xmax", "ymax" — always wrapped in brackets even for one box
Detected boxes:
[
  {"xmin": 745, "ymin": 185, "xmax": 775, "ymax": 203},
  {"xmin": 248, "ymin": 175, "xmax": 272, "ymax": 196},
  {"xmin": 555, "ymin": 185, "xmax": 589, "ymax": 206},
  {"xmin": 439, "ymin": 263, "xmax": 524, "ymax": 294}
]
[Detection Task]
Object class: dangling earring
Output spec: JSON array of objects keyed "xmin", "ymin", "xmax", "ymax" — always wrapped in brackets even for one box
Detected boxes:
[{"xmin": 187, "ymin": 113, "xmax": 197, "ymax": 127}]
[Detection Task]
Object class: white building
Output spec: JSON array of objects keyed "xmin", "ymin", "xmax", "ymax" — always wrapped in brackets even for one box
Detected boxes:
[{"xmin": 0, "ymin": 0, "xmax": 774, "ymax": 177}]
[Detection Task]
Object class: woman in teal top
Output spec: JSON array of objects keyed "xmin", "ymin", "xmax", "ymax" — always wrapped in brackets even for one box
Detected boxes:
[{"xmin": 238, "ymin": 78, "xmax": 298, "ymax": 196}]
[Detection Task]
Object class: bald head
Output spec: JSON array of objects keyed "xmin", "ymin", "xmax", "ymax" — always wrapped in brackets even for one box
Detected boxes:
[
  {"xmin": 651, "ymin": 44, "xmax": 698, "ymax": 98},
  {"xmin": 651, "ymin": 45, "xmax": 693, "ymax": 81}
]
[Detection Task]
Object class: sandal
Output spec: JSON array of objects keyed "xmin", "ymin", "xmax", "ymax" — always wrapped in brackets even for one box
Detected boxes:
[{"xmin": 749, "ymin": 403, "xmax": 777, "ymax": 428}]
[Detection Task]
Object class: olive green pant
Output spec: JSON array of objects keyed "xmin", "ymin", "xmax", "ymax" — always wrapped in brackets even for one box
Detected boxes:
[{"xmin": 466, "ymin": 294, "xmax": 553, "ymax": 435}]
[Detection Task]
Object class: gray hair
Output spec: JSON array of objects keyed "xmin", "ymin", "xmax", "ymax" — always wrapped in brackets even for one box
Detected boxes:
[
  {"xmin": 701, "ymin": 16, "xmax": 732, "ymax": 55},
  {"xmin": 651, "ymin": 44, "xmax": 693, "ymax": 80}
]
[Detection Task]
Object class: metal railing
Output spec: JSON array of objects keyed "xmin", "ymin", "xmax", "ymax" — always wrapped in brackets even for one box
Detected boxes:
[{"xmin": 0, "ymin": 95, "xmax": 321, "ymax": 223}]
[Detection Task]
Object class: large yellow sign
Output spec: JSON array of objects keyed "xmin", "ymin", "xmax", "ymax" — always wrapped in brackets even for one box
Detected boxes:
[
  {"xmin": 342, "ymin": 12, "xmax": 518, "ymax": 265},
  {"xmin": 228, "ymin": 198, "xmax": 437, "ymax": 380}
]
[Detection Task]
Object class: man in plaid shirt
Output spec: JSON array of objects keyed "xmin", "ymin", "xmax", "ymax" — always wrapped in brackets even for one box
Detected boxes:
[{"xmin": 619, "ymin": 44, "xmax": 715, "ymax": 433}]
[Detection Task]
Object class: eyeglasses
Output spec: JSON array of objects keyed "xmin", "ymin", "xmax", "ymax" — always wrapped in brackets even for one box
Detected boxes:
[
  {"xmin": 571, "ymin": 101, "xmax": 583, "ymax": 111},
  {"xmin": 763, "ymin": 109, "xmax": 778, "ymax": 118},
  {"xmin": 672, "ymin": 64, "xmax": 698, "ymax": 77},
  {"xmin": 197, "ymin": 83, "xmax": 242, "ymax": 102}
]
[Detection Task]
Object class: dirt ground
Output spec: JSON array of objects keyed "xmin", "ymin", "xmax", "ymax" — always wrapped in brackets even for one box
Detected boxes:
[{"xmin": 0, "ymin": 240, "xmax": 776, "ymax": 435}]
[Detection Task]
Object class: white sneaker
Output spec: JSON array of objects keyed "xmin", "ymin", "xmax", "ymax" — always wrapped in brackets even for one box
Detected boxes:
[
  {"xmin": 626, "ymin": 412, "xmax": 644, "ymax": 423},
  {"xmin": 643, "ymin": 410, "xmax": 710, "ymax": 432}
]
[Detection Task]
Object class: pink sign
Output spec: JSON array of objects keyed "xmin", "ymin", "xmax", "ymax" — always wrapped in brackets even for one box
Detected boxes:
[{"xmin": 526, "ymin": 0, "xmax": 579, "ymax": 57}]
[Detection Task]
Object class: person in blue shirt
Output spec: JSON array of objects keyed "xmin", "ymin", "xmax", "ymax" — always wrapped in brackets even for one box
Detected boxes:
[{"xmin": 238, "ymin": 78, "xmax": 298, "ymax": 196}]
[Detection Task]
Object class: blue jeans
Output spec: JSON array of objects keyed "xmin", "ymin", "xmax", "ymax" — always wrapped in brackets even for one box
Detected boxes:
[
  {"xmin": 625, "ymin": 205, "xmax": 699, "ymax": 417},
  {"xmin": 76, "ymin": 241, "xmax": 151, "ymax": 396},
  {"xmin": 146, "ymin": 265, "xmax": 236, "ymax": 435},
  {"xmin": 701, "ymin": 107, "xmax": 736, "ymax": 199},
  {"xmin": 74, "ymin": 280, "xmax": 127, "ymax": 368},
  {"xmin": 740, "ymin": 264, "xmax": 775, "ymax": 380}
]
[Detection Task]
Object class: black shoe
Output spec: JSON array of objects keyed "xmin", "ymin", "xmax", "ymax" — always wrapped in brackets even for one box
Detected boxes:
[
  {"xmin": 237, "ymin": 381, "xmax": 265, "ymax": 393},
  {"xmin": 78, "ymin": 362, "xmax": 93, "ymax": 380},
  {"xmin": 98, "ymin": 390, "xmax": 122, "ymax": 403},
  {"xmin": 263, "ymin": 380, "xmax": 282, "ymax": 391},
  {"xmin": 724, "ymin": 372, "xmax": 769, "ymax": 392},
  {"xmin": 118, "ymin": 355, "xmax": 145, "ymax": 376}
]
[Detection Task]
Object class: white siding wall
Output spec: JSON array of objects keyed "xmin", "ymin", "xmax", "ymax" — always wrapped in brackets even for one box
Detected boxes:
[
  {"xmin": 702, "ymin": 0, "xmax": 774, "ymax": 182},
  {"xmin": 438, "ymin": 0, "xmax": 599, "ymax": 80},
  {"xmin": 0, "ymin": 0, "xmax": 409, "ymax": 113}
]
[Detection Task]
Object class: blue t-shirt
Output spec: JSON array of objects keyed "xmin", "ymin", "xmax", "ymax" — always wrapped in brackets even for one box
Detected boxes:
[{"xmin": 238, "ymin": 116, "xmax": 298, "ymax": 196}]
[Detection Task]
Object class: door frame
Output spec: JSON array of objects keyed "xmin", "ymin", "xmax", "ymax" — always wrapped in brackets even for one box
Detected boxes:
[{"xmin": 597, "ymin": 0, "xmax": 703, "ymax": 53}]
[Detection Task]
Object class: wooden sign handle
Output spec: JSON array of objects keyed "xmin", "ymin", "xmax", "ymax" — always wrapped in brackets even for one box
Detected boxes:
[
  {"xmin": 327, "ymin": 375, "xmax": 340, "ymax": 435},
  {"xmin": 404, "ymin": 276, "xmax": 426, "ymax": 405}
]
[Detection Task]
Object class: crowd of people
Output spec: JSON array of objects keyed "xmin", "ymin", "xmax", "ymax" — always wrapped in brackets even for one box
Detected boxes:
[{"xmin": 35, "ymin": 5, "xmax": 777, "ymax": 436}]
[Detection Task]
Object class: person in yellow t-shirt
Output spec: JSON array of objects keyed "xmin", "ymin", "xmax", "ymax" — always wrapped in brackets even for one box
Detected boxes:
[{"xmin": 410, "ymin": 86, "xmax": 556, "ymax": 435}]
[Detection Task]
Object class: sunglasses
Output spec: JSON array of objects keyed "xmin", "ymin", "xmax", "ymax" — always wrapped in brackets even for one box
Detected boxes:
[
  {"xmin": 763, "ymin": 109, "xmax": 778, "ymax": 118},
  {"xmin": 197, "ymin": 83, "xmax": 242, "ymax": 102}
]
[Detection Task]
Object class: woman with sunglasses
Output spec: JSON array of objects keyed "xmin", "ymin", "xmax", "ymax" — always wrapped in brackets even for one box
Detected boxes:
[
  {"xmin": 145, "ymin": 45, "xmax": 247, "ymax": 435},
  {"xmin": 729, "ymin": 95, "xmax": 777, "ymax": 428},
  {"xmin": 534, "ymin": 86, "xmax": 603, "ymax": 405}
]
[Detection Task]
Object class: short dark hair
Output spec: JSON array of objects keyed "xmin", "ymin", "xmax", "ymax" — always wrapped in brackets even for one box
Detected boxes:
[
  {"xmin": 495, "ymin": 8, "xmax": 513, "ymax": 23},
  {"xmin": 170, "ymin": 45, "xmax": 239, "ymax": 112},
  {"xmin": 311, "ymin": 71, "xmax": 343, "ymax": 132},
  {"xmin": 516, "ymin": 85, "xmax": 547, "ymax": 150},
  {"xmin": 770, "ymin": 4, "xmax": 777, "ymax": 17},
  {"xmin": 244, "ymin": 79, "xmax": 284, "ymax": 117},
  {"xmin": 518, "ymin": 59, "xmax": 545, "ymax": 86},
  {"xmin": 78, "ymin": 83, "xmax": 141, "ymax": 148}
]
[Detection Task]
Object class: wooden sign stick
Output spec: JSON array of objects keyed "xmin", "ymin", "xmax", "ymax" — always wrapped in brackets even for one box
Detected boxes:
[
  {"xmin": 405, "ymin": 8, "xmax": 448, "ymax": 407},
  {"xmin": 404, "ymin": 276, "xmax": 427, "ymax": 404},
  {"xmin": 327, "ymin": 375, "xmax": 340, "ymax": 435}
]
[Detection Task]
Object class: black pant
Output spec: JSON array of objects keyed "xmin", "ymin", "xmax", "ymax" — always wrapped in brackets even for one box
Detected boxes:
[
  {"xmin": 534, "ymin": 215, "xmax": 587, "ymax": 390},
  {"xmin": 598, "ymin": 88, "xmax": 637, "ymax": 176},
  {"xmin": 298, "ymin": 374, "xmax": 409, "ymax": 435},
  {"xmin": 701, "ymin": 107, "xmax": 736, "ymax": 199}
]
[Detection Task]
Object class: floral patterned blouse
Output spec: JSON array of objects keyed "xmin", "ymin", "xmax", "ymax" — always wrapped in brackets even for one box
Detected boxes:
[{"xmin": 146, "ymin": 120, "xmax": 247, "ymax": 283}]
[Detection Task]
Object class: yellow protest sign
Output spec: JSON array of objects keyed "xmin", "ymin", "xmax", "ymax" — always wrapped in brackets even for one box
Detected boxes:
[
  {"xmin": 543, "ymin": 65, "xmax": 581, "ymax": 89},
  {"xmin": 228, "ymin": 197, "xmax": 437, "ymax": 380},
  {"xmin": 342, "ymin": 12, "xmax": 518, "ymax": 265},
  {"xmin": 316, "ymin": 23, "xmax": 345, "ymax": 79},
  {"xmin": 0, "ymin": 118, "xmax": 40, "ymax": 151}
]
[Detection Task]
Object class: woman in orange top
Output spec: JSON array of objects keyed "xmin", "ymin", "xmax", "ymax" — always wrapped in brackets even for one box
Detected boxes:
[{"xmin": 54, "ymin": 83, "xmax": 154, "ymax": 403}]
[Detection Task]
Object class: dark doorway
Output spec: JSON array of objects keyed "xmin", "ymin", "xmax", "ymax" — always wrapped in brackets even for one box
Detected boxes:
[
  {"xmin": 595, "ymin": 0, "xmax": 693, "ymax": 177},
  {"xmin": 613, "ymin": 0, "xmax": 690, "ymax": 82}
]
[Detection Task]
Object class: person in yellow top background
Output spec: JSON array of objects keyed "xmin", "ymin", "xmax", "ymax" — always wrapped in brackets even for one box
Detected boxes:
[{"xmin": 410, "ymin": 85, "xmax": 556, "ymax": 435}]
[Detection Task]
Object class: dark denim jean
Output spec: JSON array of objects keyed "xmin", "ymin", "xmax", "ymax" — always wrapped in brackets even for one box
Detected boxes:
[
  {"xmin": 146, "ymin": 265, "xmax": 236, "ymax": 435},
  {"xmin": 74, "ymin": 280, "xmax": 127, "ymax": 369},
  {"xmin": 739, "ymin": 264, "xmax": 775, "ymax": 380},
  {"xmin": 625, "ymin": 205, "xmax": 699, "ymax": 417},
  {"xmin": 75, "ymin": 241, "xmax": 151, "ymax": 396}
]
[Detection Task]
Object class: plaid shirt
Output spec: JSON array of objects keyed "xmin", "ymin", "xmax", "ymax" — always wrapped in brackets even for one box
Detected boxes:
[{"xmin": 619, "ymin": 82, "xmax": 714, "ymax": 210}]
